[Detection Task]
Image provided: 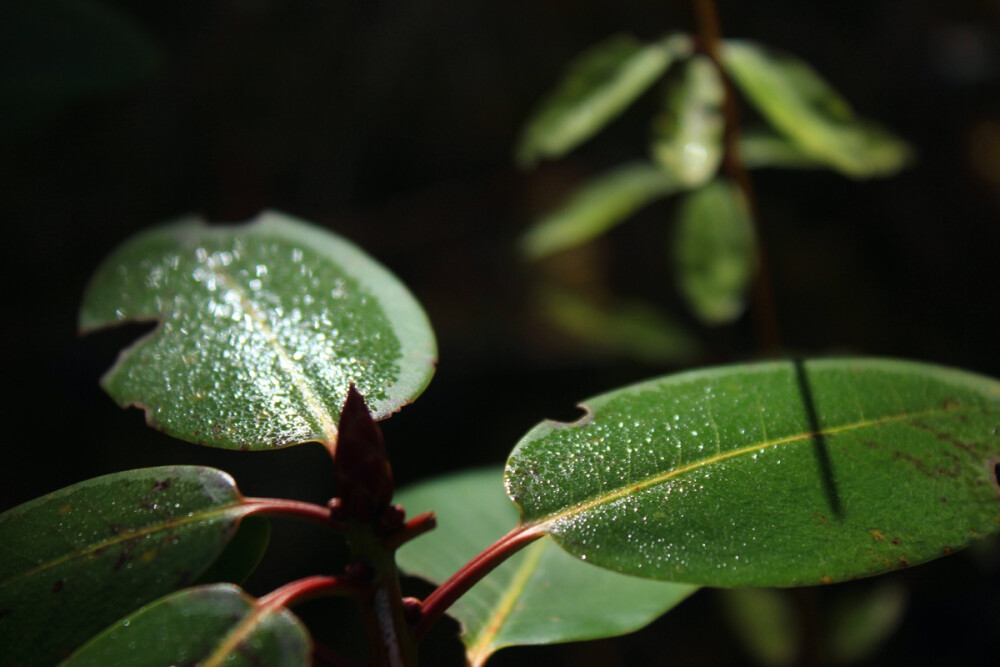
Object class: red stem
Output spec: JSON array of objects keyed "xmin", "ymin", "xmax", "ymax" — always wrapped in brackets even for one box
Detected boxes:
[
  {"xmin": 386, "ymin": 511, "xmax": 437, "ymax": 550},
  {"xmin": 257, "ymin": 575, "xmax": 363, "ymax": 610},
  {"xmin": 242, "ymin": 496, "xmax": 342, "ymax": 527},
  {"xmin": 414, "ymin": 524, "xmax": 545, "ymax": 640}
]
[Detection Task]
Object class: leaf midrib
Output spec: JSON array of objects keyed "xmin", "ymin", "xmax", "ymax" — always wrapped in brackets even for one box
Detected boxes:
[
  {"xmin": 0, "ymin": 503, "xmax": 251, "ymax": 590},
  {"xmin": 526, "ymin": 406, "xmax": 961, "ymax": 530}
]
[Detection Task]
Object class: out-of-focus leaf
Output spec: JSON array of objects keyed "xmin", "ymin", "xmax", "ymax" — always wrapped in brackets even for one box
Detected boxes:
[
  {"xmin": 0, "ymin": 466, "xmax": 254, "ymax": 666},
  {"xmin": 739, "ymin": 129, "xmax": 825, "ymax": 170},
  {"xmin": 0, "ymin": 0, "xmax": 159, "ymax": 140},
  {"xmin": 506, "ymin": 358, "xmax": 1000, "ymax": 587},
  {"xmin": 194, "ymin": 517, "xmax": 271, "ymax": 586},
  {"xmin": 61, "ymin": 584, "xmax": 310, "ymax": 667},
  {"xmin": 396, "ymin": 468, "xmax": 695, "ymax": 666},
  {"xmin": 720, "ymin": 588, "xmax": 798, "ymax": 666},
  {"xmin": 516, "ymin": 34, "xmax": 691, "ymax": 167},
  {"xmin": 535, "ymin": 285, "xmax": 701, "ymax": 364},
  {"xmin": 651, "ymin": 55, "xmax": 725, "ymax": 186},
  {"xmin": 827, "ymin": 582, "xmax": 907, "ymax": 664},
  {"xmin": 80, "ymin": 210, "xmax": 437, "ymax": 450},
  {"xmin": 673, "ymin": 178, "xmax": 756, "ymax": 325},
  {"xmin": 721, "ymin": 40, "xmax": 911, "ymax": 178},
  {"xmin": 521, "ymin": 162, "xmax": 679, "ymax": 259}
]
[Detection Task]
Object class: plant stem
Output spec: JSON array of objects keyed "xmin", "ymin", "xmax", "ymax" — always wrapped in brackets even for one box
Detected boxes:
[
  {"xmin": 693, "ymin": 0, "xmax": 782, "ymax": 351},
  {"xmin": 414, "ymin": 524, "xmax": 545, "ymax": 640},
  {"xmin": 243, "ymin": 496, "xmax": 341, "ymax": 527},
  {"xmin": 258, "ymin": 575, "xmax": 362, "ymax": 609}
]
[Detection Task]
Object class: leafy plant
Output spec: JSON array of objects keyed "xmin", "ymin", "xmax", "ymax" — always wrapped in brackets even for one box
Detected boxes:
[{"xmin": 2, "ymin": 206, "xmax": 999, "ymax": 666}]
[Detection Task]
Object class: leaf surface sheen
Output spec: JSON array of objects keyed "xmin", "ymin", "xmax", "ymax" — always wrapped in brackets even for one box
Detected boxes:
[
  {"xmin": 60, "ymin": 584, "xmax": 310, "ymax": 667},
  {"xmin": 396, "ymin": 468, "xmax": 695, "ymax": 666},
  {"xmin": 506, "ymin": 359, "xmax": 1000, "ymax": 587},
  {"xmin": 79, "ymin": 210, "xmax": 436, "ymax": 450},
  {"xmin": 0, "ymin": 466, "xmax": 252, "ymax": 665}
]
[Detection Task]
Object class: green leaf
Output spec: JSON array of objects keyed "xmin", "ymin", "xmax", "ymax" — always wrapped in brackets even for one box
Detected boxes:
[
  {"xmin": 651, "ymin": 55, "xmax": 725, "ymax": 186},
  {"xmin": 739, "ymin": 129, "xmax": 825, "ymax": 170},
  {"xmin": 506, "ymin": 358, "xmax": 1000, "ymax": 587},
  {"xmin": 721, "ymin": 40, "xmax": 911, "ymax": 178},
  {"xmin": 61, "ymin": 584, "xmax": 310, "ymax": 667},
  {"xmin": 396, "ymin": 468, "xmax": 695, "ymax": 666},
  {"xmin": 534, "ymin": 285, "xmax": 702, "ymax": 364},
  {"xmin": 720, "ymin": 588, "xmax": 798, "ymax": 666},
  {"xmin": 673, "ymin": 178, "xmax": 756, "ymax": 325},
  {"xmin": 521, "ymin": 162, "xmax": 679, "ymax": 259},
  {"xmin": 516, "ymin": 34, "xmax": 691, "ymax": 167},
  {"xmin": 0, "ymin": 466, "xmax": 254, "ymax": 666},
  {"xmin": 80, "ymin": 210, "xmax": 436, "ymax": 450},
  {"xmin": 194, "ymin": 516, "xmax": 271, "ymax": 586}
]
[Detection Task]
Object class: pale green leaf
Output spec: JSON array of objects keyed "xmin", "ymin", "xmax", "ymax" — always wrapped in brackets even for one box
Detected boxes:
[
  {"xmin": 721, "ymin": 40, "xmax": 911, "ymax": 178},
  {"xmin": 673, "ymin": 178, "xmax": 757, "ymax": 325},
  {"xmin": 516, "ymin": 34, "xmax": 691, "ymax": 167},
  {"xmin": 61, "ymin": 584, "xmax": 310, "ymax": 667},
  {"xmin": 80, "ymin": 210, "xmax": 436, "ymax": 450},
  {"xmin": 720, "ymin": 588, "xmax": 798, "ymax": 666},
  {"xmin": 827, "ymin": 581, "xmax": 907, "ymax": 664},
  {"xmin": 506, "ymin": 358, "xmax": 1000, "ymax": 587},
  {"xmin": 651, "ymin": 55, "xmax": 725, "ymax": 186},
  {"xmin": 521, "ymin": 162, "xmax": 679, "ymax": 259},
  {"xmin": 396, "ymin": 468, "xmax": 695, "ymax": 666}
]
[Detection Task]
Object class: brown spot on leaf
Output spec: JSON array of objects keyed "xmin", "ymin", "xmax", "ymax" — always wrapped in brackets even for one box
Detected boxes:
[
  {"xmin": 870, "ymin": 529, "xmax": 885, "ymax": 542},
  {"xmin": 152, "ymin": 479, "xmax": 172, "ymax": 491},
  {"xmin": 942, "ymin": 398, "xmax": 961, "ymax": 410},
  {"xmin": 897, "ymin": 557, "xmax": 910, "ymax": 568},
  {"xmin": 991, "ymin": 460, "xmax": 1000, "ymax": 493},
  {"xmin": 943, "ymin": 546, "xmax": 953, "ymax": 555},
  {"xmin": 892, "ymin": 537, "xmax": 901, "ymax": 546},
  {"xmin": 113, "ymin": 551, "xmax": 128, "ymax": 572},
  {"xmin": 52, "ymin": 580, "xmax": 64, "ymax": 593},
  {"xmin": 820, "ymin": 576, "xmax": 833, "ymax": 584}
]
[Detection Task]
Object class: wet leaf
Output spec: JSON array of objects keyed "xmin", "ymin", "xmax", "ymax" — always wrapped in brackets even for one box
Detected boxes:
[
  {"xmin": 506, "ymin": 358, "xmax": 1000, "ymax": 587},
  {"xmin": 396, "ymin": 468, "xmax": 695, "ymax": 666},
  {"xmin": 80, "ymin": 210, "xmax": 436, "ymax": 450},
  {"xmin": 516, "ymin": 34, "xmax": 691, "ymax": 167},
  {"xmin": 0, "ymin": 466, "xmax": 254, "ymax": 666},
  {"xmin": 720, "ymin": 588, "xmax": 798, "ymax": 666},
  {"xmin": 534, "ymin": 285, "xmax": 701, "ymax": 364},
  {"xmin": 721, "ymin": 41, "xmax": 911, "ymax": 178},
  {"xmin": 61, "ymin": 584, "xmax": 310, "ymax": 667},
  {"xmin": 521, "ymin": 162, "xmax": 679, "ymax": 259},
  {"xmin": 673, "ymin": 178, "xmax": 756, "ymax": 325},
  {"xmin": 651, "ymin": 55, "xmax": 725, "ymax": 186}
]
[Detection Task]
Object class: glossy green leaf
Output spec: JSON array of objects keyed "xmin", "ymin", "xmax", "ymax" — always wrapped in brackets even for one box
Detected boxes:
[
  {"xmin": 673, "ymin": 178, "xmax": 756, "ymax": 325},
  {"xmin": 516, "ymin": 34, "xmax": 691, "ymax": 167},
  {"xmin": 61, "ymin": 584, "xmax": 310, "ymax": 667},
  {"xmin": 720, "ymin": 588, "xmax": 798, "ymax": 666},
  {"xmin": 521, "ymin": 162, "xmax": 679, "ymax": 259},
  {"xmin": 396, "ymin": 468, "xmax": 695, "ymax": 666},
  {"xmin": 0, "ymin": 466, "xmax": 254, "ymax": 665},
  {"xmin": 534, "ymin": 285, "xmax": 701, "ymax": 364},
  {"xmin": 80, "ymin": 210, "xmax": 436, "ymax": 450},
  {"xmin": 506, "ymin": 358, "xmax": 1000, "ymax": 587},
  {"xmin": 651, "ymin": 55, "xmax": 725, "ymax": 186},
  {"xmin": 194, "ymin": 516, "xmax": 270, "ymax": 586},
  {"xmin": 721, "ymin": 41, "xmax": 911, "ymax": 178}
]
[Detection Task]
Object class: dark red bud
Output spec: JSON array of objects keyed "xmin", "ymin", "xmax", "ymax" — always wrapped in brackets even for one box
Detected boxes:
[{"xmin": 333, "ymin": 384, "xmax": 394, "ymax": 522}]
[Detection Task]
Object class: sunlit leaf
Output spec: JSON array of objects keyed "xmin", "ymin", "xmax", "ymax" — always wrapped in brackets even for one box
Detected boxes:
[
  {"xmin": 516, "ymin": 34, "xmax": 691, "ymax": 167},
  {"xmin": 827, "ymin": 581, "xmax": 907, "ymax": 664},
  {"xmin": 534, "ymin": 285, "xmax": 701, "ymax": 364},
  {"xmin": 506, "ymin": 358, "xmax": 1000, "ymax": 587},
  {"xmin": 720, "ymin": 588, "xmax": 798, "ymax": 666},
  {"xmin": 521, "ymin": 162, "xmax": 679, "ymax": 259},
  {"xmin": 739, "ymin": 129, "xmax": 825, "ymax": 170},
  {"xmin": 721, "ymin": 40, "xmax": 911, "ymax": 178},
  {"xmin": 673, "ymin": 178, "xmax": 756, "ymax": 325},
  {"xmin": 80, "ymin": 210, "xmax": 436, "ymax": 450},
  {"xmin": 396, "ymin": 468, "xmax": 695, "ymax": 666},
  {"xmin": 651, "ymin": 55, "xmax": 725, "ymax": 186},
  {"xmin": 0, "ymin": 466, "xmax": 254, "ymax": 665},
  {"xmin": 61, "ymin": 584, "xmax": 310, "ymax": 667}
]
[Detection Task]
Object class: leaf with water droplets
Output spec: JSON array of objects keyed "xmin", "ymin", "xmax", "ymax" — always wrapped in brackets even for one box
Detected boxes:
[
  {"xmin": 80, "ymin": 210, "xmax": 436, "ymax": 450},
  {"xmin": 721, "ymin": 41, "xmax": 911, "ymax": 178},
  {"xmin": 396, "ymin": 468, "xmax": 695, "ymax": 666},
  {"xmin": 61, "ymin": 584, "xmax": 310, "ymax": 667},
  {"xmin": 506, "ymin": 359, "xmax": 1000, "ymax": 587},
  {"xmin": 0, "ymin": 466, "xmax": 256, "ymax": 665},
  {"xmin": 673, "ymin": 178, "xmax": 757, "ymax": 325},
  {"xmin": 516, "ymin": 34, "xmax": 691, "ymax": 167}
]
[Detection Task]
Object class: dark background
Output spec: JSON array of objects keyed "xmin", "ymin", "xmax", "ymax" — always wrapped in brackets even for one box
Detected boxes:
[{"xmin": 2, "ymin": 0, "xmax": 999, "ymax": 664}]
